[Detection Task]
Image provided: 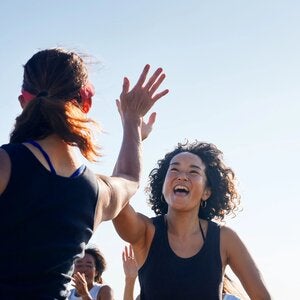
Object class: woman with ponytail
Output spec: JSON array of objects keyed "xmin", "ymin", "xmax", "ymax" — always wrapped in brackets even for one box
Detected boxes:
[{"xmin": 0, "ymin": 48, "xmax": 168, "ymax": 299}]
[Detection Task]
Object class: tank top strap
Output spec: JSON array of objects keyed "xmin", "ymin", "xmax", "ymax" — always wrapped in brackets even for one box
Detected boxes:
[
  {"xmin": 151, "ymin": 215, "xmax": 166, "ymax": 229},
  {"xmin": 199, "ymin": 219, "xmax": 206, "ymax": 241},
  {"xmin": 70, "ymin": 164, "xmax": 86, "ymax": 178},
  {"xmin": 205, "ymin": 220, "xmax": 221, "ymax": 248},
  {"xmin": 27, "ymin": 140, "xmax": 56, "ymax": 174},
  {"xmin": 26, "ymin": 140, "xmax": 86, "ymax": 178}
]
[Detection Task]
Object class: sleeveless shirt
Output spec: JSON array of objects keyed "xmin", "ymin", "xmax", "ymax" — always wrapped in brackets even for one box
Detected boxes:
[
  {"xmin": 138, "ymin": 215, "xmax": 222, "ymax": 300},
  {"xmin": 0, "ymin": 143, "xmax": 99, "ymax": 299},
  {"xmin": 68, "ymin": 283, "xmax": 103, "ymax": 300}
]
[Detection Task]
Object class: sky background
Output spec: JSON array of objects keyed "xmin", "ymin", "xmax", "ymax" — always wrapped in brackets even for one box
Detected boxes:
[{"xmin": 0, "ymin": 1, "xmax": 299, "ymax": 299}]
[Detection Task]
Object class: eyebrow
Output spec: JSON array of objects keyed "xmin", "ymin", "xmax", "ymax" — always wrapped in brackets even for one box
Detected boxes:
[{"xmin": 170, "ymin": 162, "xmax": 202, "ymax": 170}]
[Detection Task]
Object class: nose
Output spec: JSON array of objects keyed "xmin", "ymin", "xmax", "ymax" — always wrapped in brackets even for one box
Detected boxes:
[
  {"xmin": 177, "ymin": 171, "xmax": 188, "ymax": 181},
  {"xmin": 76, "ymin": 265, "xmax": 87, "ymax": 273}
]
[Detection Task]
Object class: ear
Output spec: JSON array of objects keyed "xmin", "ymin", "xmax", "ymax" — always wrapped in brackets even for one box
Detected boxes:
[
  {"xmin": 202, "ymin": 186, "xmax": 211, "ymax": 201},
  {"xmin": 82, "ymin": 97, "xmax": 92, "ymax": 113},
  {"xmin": 18, "ymin": 95, "xmax": 26, "ymax": 109}
]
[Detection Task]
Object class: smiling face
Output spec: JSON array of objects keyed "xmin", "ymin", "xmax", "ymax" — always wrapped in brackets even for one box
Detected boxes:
[
  {"xmin": 162, "ymin": 151, "xmax": 211, "ymax": 213},
  {"xmin": 74, "ymin": 253, "xmax": 97, "ymax": 286}
]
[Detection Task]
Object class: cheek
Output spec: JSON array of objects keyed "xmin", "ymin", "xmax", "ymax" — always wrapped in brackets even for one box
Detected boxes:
[{"xmin": 162, "ymin": 178, "xmax": 171, "ymax": 197}]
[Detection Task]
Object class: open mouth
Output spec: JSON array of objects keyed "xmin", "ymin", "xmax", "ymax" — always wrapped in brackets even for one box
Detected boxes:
[{"xmin": 173, "ymin": 185, "xmax": 189, "ymax": 195}]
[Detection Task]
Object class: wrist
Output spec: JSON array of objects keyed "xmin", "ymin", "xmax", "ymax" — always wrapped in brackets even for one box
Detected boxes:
[
  {"xmin": 125, "ymin": 276, "xmax": 137, "ymax": 284},
  {"xmin": 122, "ymin": 113, "xmax": 143, "ymax": 126}
]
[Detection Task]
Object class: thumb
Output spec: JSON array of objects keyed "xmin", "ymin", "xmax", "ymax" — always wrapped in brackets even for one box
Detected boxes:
[
  {"xmin": 116, "ymin": 99, "xmax": 121, "ymax": 113},
  {"xmin": 147, "ymin": 112, "xmax": 157, "ymax": 126}
]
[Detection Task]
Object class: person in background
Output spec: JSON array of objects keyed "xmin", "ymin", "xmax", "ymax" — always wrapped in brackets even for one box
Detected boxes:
[
  {"xmin": 122, "ymin": 245, "xmax": 140, "ymax": 300},
  {"xmin": 113, "ymin": 140, "xmax": 271, "ymax": 299},
  {"xmin": 0, "ymin": 48, "xmax": 168, "ymax": 299},
  {"xmin": 69, "ymin": 246, "xmax": 114, "ymax": 300}
]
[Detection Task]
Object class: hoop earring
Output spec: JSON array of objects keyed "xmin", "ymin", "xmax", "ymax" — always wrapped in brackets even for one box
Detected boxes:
[{"xmin": 201, "ymin": 201, "xmax": 207, "ymax": 208}]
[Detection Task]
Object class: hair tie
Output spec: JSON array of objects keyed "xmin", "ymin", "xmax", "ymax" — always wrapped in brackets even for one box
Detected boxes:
[{"xmin": 37, "ymin": 91, "xmax": 48, "ymax": 97}]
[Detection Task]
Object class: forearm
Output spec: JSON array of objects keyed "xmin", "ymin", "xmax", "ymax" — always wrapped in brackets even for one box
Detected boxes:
[
  {"xmin": 123, "ymin": 277, "xmax": 136, "ymax": 300},
  {"xmin": 113, "ymin": 115, "xmax": 142, "ymax": 183}
]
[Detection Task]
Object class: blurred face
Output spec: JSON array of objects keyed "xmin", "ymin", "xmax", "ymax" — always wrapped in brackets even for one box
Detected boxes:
[
  {"xmin": 162, "ymin": 152, "xmax": 211, "ymax": 212},
  {"xmin": 74, "ymin": 253, "xmax": 97, "ymax": 285}
]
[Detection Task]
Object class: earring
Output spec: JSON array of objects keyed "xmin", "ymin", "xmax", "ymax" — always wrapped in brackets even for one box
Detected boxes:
[{"xmin": 201, "ymin": 201, "xmax": 207, "ymax": 208}]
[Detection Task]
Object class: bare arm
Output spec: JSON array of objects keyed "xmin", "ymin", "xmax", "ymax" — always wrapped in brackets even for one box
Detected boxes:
[
  {"xmin": 221, "ymin": 226, "xmax": 272, "ymax": 300},
  {"xmin": 113, "ymin": 204, "xmax": 154, "ymax": 269},
  {"xmin": 94, "ymin": 65, "xmax": 168, "ymax": 226}
]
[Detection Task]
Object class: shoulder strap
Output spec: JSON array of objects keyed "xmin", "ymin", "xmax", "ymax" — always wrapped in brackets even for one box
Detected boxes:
[
  {"xmin": 151, "ymin": 215, "xmax": 165, "ymax": 228},
  {"xmin": 27, "ymin": 140, "xmax": 56, "ymax": 174}
]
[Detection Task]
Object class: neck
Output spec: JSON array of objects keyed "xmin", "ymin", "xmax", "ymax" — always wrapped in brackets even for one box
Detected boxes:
[
  {"xmin": 165, "ymin": 211, "xmax": 201, "ymax": 237},
  {"xmin": 33, "ymin": 134, "xmax": 81, "ymax": 170}
]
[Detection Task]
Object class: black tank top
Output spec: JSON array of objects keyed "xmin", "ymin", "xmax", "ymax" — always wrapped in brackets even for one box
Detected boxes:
[
  {"xmin": 138, "ymin": 215, "xmax": 222, "ymax": 300},
  {"xmin": 0, "ymin": 143, "xmax": 99, "ymax": 299}
]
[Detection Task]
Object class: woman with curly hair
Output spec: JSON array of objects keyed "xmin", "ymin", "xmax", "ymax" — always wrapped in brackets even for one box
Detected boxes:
[{"xmin": 113, "ymin": 140, "xmax": 271, "ymax": 299}]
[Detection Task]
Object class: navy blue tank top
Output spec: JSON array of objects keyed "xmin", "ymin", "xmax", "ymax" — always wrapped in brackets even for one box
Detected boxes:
[
  {"xmin": 0, "ymin": 143, "xmax": 99, "ymax": 299},
  {"xmin": 138, "ymin": 215, "xmax": 222, "ymax": 300}
]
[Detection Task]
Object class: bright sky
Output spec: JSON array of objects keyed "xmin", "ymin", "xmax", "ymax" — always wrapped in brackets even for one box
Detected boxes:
[{"xmin": 1, "ymin": 1, "xmax": 299, "ymax": 299}]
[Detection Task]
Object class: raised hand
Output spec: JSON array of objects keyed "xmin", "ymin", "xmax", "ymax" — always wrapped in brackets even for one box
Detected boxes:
[
  {"xmin": 122, "ymin": 244, "xmax": 138, "ymax": 280},
  {"xmin": 118, "ymin": 64, "xmax": 169, "ymax": 121},
  {"xmin": 116, "ymin": 101, "xmax": 157, "ymax": 141},
  {"xmin": 71, "ymin": 272, "xmax": 90, "ymax": 297}
]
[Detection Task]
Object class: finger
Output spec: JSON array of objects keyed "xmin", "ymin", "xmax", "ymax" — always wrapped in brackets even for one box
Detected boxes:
[
  {"xmin": 148, "ymin": 73, "xmax": 166, "ymax": 95},
  {"xmin": 121, "ymin": 77, "xmax": 130, "ymax": 95},
  {"xmin": 144, "ymin": 67, "xmax": 163, "ymax": 90},
  {"xmin": 77, "ymin": 272, "xmax": 85, "ymax": 281},
  {"xmin": 134, "ymin": 64, "xmax": 150, "ymax": 88},
  {"xmin": 152, "ymin": 89, "xmax": 169, "ymax": 102},
  {"xmin": 129, "ymin": 244, "xmax": 134, "ymax": 258},
  {"xmin": 125, "ymin": 245, "xmax": 129, "ymax": 258}
]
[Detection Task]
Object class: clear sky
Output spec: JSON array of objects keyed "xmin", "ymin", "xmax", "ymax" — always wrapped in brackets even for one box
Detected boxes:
[{"xmin": 1, "ymin": 1, "xmax": 299, "ymax": 299}]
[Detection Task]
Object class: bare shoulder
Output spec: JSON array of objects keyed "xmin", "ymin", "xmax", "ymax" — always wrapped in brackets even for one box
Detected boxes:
[
  {"xmin": 0, "ymin": 148, "xmax": 11, "ymax": 195},
  {"xmin": 220, "ymin": 225, "xmax": 246, "ymax": 265},
  {"xmin": 98, "ymin": 284, "xmax": 114, "ymax": 300},
  {"xmin": 136, "ymin": 212, "xmax": 156, "ymax": 243},
  {"xmin": 220, "ymin": 224, "xmax": 242, "ymax": 243}
]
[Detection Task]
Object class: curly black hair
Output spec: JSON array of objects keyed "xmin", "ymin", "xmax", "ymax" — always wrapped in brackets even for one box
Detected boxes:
[{"xmin": 146, "ymin": 140, "xmax": 240, "ymax": 221}]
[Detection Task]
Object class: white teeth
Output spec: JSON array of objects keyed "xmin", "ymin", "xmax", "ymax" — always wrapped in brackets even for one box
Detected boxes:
[{"xmin": 174, "ymin": 185, "xmax": 189, "ymax": 192}]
